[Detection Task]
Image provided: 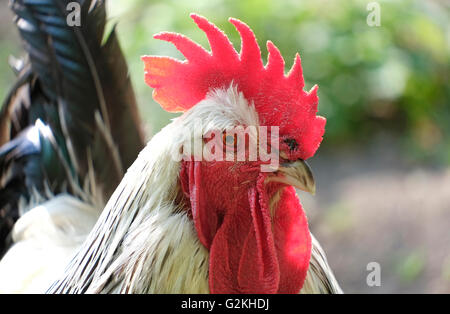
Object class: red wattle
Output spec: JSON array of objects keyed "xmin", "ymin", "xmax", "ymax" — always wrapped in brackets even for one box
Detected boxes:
[
  {"xmin": 180, "ymin": 161, "xmax": 311, "ymax": 294},
  {"xmin": 209, "ymin": 178, "xmax": 280, "ymax": 293},
  {"xmin": 273, "ymin": 186, "xmax": 311, "ymax": 293}
]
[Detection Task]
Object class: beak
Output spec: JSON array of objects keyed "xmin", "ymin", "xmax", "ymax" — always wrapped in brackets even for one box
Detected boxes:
[{"xmin": 267, "ymin": 159, "xmax": 316, "ymax": 195}]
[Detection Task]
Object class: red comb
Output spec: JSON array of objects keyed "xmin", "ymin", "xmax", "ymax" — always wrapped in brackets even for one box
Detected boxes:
[{"xmin": 142, "ymin": 14, "xmax": 326, "ymax": 159}]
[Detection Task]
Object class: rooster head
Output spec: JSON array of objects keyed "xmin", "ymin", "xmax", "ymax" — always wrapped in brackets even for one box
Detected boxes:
[{"xmin": 142, "ymin": 14, "xmax": 325, "ymax": 294}]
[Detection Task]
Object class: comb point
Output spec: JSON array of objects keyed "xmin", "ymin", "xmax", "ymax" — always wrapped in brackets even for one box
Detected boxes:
[
  {"xmin": 191, "ymin": 14, "xmax": 238, "ymax": 61},
  {"xmin": 287, "ymin": 53, "xmax": 304, "ymax": 88},
  {"xmin": 266, "ymin": 41, "xmax": 285, "ymax": 76},
  {"xmin": 229, "ymin": 17, "xmax": 263, "ymax": 69},
  {"xmin": 153, "ymin": 32, "xmax": 209, "ymax": 62}
]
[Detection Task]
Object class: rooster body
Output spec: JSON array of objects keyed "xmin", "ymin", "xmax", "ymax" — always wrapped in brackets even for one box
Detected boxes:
[{"xmin": 50, "ymin": 86, "xmax": 342, "ymax": 294}]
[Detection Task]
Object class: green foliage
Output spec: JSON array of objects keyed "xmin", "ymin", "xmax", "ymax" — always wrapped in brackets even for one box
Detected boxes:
[
  {"xmin": 108, "ymin": 0, "xmax": 449, "ymax": 163},
  {"xmin": 395, "ymin": 250, "xmax": 426, "ymax": 283},
  {"xmin": 2, "ymin": 0, "xmax": 449, "ymax": 162}
]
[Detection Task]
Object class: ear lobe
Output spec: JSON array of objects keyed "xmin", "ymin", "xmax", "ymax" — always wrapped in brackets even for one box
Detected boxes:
[{"xmin": 180, "ymin": 161, "xmax": 218, "ymax": 249}]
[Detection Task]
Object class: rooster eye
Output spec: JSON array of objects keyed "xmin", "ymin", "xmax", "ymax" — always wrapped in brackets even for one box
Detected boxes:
[
  {"xmin": 284, "ymin": 138, "xmax": 298, "ymax": 151},
  {"xmin": 223, "ymin": 133, "xmax": 238, "ymax": 152},
  {"xmin": 223, "ymin": 134, "xmax": 236, "ymax": 146},
  {"xmin": 225, "ymin": 135, "xmax": 235, "ymax": 145}
]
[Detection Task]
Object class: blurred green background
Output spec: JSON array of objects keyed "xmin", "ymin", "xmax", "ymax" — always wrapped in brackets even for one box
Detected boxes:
[
  {"xmin": 1, "ymin": 0, "xmax": 449, "ymax": 293},
  {"xmin": 108, "ymin": 0, "xmax": 449, "ymax": 164}
]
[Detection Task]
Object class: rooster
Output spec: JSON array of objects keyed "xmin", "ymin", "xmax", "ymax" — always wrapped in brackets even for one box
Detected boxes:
[
  {"xmin": 47, "ymin": 14, "xmax": 342, "ymax": 294},
  {"xmin": 0, "ymin": 0, "xmax": 144, "ymax": 293}
]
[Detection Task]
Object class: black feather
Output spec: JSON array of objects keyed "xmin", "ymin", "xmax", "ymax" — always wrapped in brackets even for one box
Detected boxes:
[{"xmin": 0, "ymin": 0, "xmax": 145, "ymax": 256}]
